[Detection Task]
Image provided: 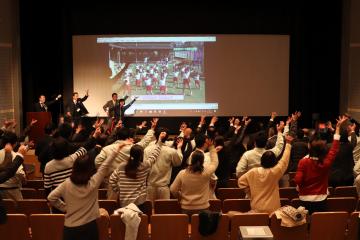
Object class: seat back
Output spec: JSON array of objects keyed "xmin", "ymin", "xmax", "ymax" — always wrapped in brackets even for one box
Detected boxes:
[
  {"xmin": 209, "ymin": 199, "xmax": 222, "ymax": 212},
  {"xmin": 21, "ymin": 188, "xmax": 40, "ymax": 199},
  {"xmin": 229, "ymin": 213, "xmax": 269, "ymax": 240},
  {"xmin": 327, "ymin": 197, "xmax": 357, "ymax": 212},
  {"xmin": 279, "ymin": 187, "xmax": 298, "ymax": 200},
  {"xmin": 0, "ymin": 214, "xmax": 30, "ymax": 240},
  {"xmin": 280, "ymin": 198, "xmax": 290, "ymax": 206},
  {"xmin": 141, "ymin": 200, "xmax": 152, "ymax": 217},
  {"xmin": 18, "ymin": 199, "xmax": 50, "ymax": 215},
  {"xmin": 347, "ymin": 211, "xmax": 360, "ymax": 240},
  {"xmin": 191, "ymin": 214, "xmax": 229, "ymax": 240},
  {"xmin": 227, "ymin": 179, "xmax": 238, "ymax": 188},
  {"xmin": 2, "ymin": 199, "xmax": 18, "ymax": 213},
  {"xmin": 30, "ymin": 214, "xmax": 64, "ymax": 240},
  {"xmin": 309, "ymin": 212, "xmax": 348, "ymax": 240},
  {"xmin": 98, "ymin": 200, "xmax": 118, "ymax": 215},
  {"xmin": 151, "ymin": 214, "xmax": 189, "ymax": 240},
  {"xmin": 97, "ymin": 214, "xmax": 110, "ymax": 240},
  {"xmin": 23, "ymin": 180, "xmax": 44, "ymax": 189},
  {"xmin": 154, "ymin": 199, "xmax": 181, "ymax": 214},
  {"xmin": 333, "ymin": 186, "xmax": 358, "ymax": 198},
  {"xmin": 110, "ymin": 214, "xmax": 148, "ymax": 240},
  {"xmin": 270, "ymin": 213, "xmax": 307, "ymax": 240},
  {"xmin": 98, "ymin": 188, "xmax": 108, "ymax": 200},
  {"xmin": 222, "ymin": 199, "xmax": 250, "ymax": 213},
  {"xmin": 216, "ymin": 188, "xmax": 245, "ymax": 201}
]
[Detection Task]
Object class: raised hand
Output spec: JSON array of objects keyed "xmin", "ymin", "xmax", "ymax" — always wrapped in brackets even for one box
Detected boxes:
[
  {"xmin": 285, "ymin": 134, "xmax": 294, "ymax": 144},
  {"xmin": 30, "ymin": 119, "xmax": 38, "ymax": 126},
  {"xmin": 277, "ymin": 121, "xmax": 285, "ymax": 132},
  {"xmin": 228, "ymin": 117, "xmax": 235, "ymax": 125},
  {"xmin": 244, "ymin": 117, "xmax": 252, "ymax": 126},
  {"xmin": 271, "ymin": 112, "xmax": 277, "ymax": 120},
  {"xmin": 200, "ymin": 116, "xmax": 206, "ymax": 125},
  {"xmin": 4, "ymin": 143, "xmax": 13, "ymax": 152},
  {"xmin": 176, "ymin": 138, "xmax": 184, "ymax": 149},
  {"xmin": 17, "ymin": 144, "xmax": 28, "ymax": 155},
  {"xmin": 151, "ymin": 118, "xmax": 159, "ymax": 129},
  {"xmin": 92, "ymin": 127, "xmax": 102, "ymax": 138},
  {"xmin": 210, "ymin": 116, "xmax": 218, "ymax": 125}
]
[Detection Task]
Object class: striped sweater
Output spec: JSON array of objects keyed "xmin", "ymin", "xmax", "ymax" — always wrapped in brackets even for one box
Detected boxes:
[
  {"xmin": 44, "ymin": 147, "xmax": 87, "ymax": 193},
  {"xmin": 109, "ymin": 143, "xmax": 162, "ymax": 207}
]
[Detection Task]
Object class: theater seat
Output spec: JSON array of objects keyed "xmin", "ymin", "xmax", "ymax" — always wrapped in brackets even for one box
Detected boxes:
[
  {"xmin": 216, "ymin": 188, "xmax": 245, "ymax": 201},
  {"xmin": 0, "ymin": 214, "xmax": 30, "ymax": 240},
  {"xmin": 98, "ymin": 200, "xmax": 118, "ymax": 215},
  {"xmin": 333, "ymin": 186, "xmax": 358, "ymax": 198},
  {"xmin": 270, "ymin": 213, "xmax": 308, "ymax": 240},
  {"xmin": 2, "ymin": 199, "xmax": 18, "ymax": 213},
  {"xmin": 279, "ymin": 187, "xmax": 298, "ymax": 200},
  {"xmin": 110, "ymin": 214, "xmax": 148, "ymax": 240},
  {"xmin": 229, "ymin": 213, "xmax": 269, "ymax": 240},
  {"xmin": 96, "ymin": 213, "xmax": 110, "ymax": 240},
  {"xmin": 309, "ymin": 212, "xmax": 348, "ymax": 240},
  {"xmin": 209, "ymin": 199, "xmax": 222, "ymax": 212},
  {"xmin": 347, "ymin": 211, "xmax": 360, "ymax": 240},
  {"xmin": 17, "ymin": 199, "xmax": 50, "ymax": 215},
  {"xmin": 191, "ymin": 214, "xmax": 230, "ymax": 240},
  {"xmin": 30, "ymin": 214, "xmax": 64, "ymax": 240},
  {"xmin": 327, "ymin": 197, "xmax": 357, "ymax": 212},
  {"xmin": 222, "ymin": 199, "xmax": 251, "ymax": 213},
  {"xmin": 154, "ymin": 199, "xmax": 181, "ymax": 214},
  {"xmin": 23, "ymin": 180, "xmax": 44, "ymax": 189},
  {"xmin": 151, "ymin": 214, "xmax": 188, "ymax": 240}
]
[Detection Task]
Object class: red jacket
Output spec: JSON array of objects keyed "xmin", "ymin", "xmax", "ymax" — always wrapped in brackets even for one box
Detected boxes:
[{"xmin": 295, "ymin": 135, "xmax": 340, "ymax": 196}]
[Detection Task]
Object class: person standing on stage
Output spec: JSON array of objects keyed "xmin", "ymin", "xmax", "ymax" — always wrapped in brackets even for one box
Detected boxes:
[
  {"xmin": 66, "ymin": 90, "xmax": 89, "ymax": 121},
  {"xmin": 34, "ymin": 94, "xmax": 62, "ymax": 112},
  {"xmin": 114, "ymin": 96, "xmax": 138, "ymax": 123},
  {"xmin": 103, "ymin": 93, "xmax": 119, "ymax": 118}
]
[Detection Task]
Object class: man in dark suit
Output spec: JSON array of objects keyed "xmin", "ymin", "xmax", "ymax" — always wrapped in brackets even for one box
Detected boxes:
[
  {"xmin": 34, "ymin": 94, "xmax": 61, "ymax": 112},
  {"xmin": 66, "ymin": 90, "xmax": 89, "ymax": 122},
  {"xmin": 102, "ymin": 93, "xmax": 119, "ymax": 118},
  {"xmin": 114, "ymin": 95, "xmax": 138, "ymax": 123}
]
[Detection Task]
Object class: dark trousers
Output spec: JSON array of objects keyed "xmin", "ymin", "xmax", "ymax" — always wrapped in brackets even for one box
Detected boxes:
[
  {"xmin": 299, "ymin": 199, "xmax": 327, "ymax": 215},
  {"xmin": 63, "ymin": 219, "xmax": 98, "ymax": 240}
]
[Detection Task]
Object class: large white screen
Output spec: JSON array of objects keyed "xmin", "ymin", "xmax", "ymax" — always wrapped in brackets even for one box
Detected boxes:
[{"xmin": 73, "ymin": 35, "xmax": 289, "ymax": 116}]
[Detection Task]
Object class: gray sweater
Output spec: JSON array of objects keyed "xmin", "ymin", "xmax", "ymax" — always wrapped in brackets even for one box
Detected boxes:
[{"xmin": 48, "ymin": 150, "xmax": 116, "ymax": 227}]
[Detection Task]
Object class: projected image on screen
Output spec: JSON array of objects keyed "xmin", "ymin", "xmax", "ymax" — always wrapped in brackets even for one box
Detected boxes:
[
  {"xmin": 73, "ymin": 35, "xmax": 289, "ymax": 117},
  {"xmin": 106, "ymin": 40, "xmax": 205, "ymax": 100}
]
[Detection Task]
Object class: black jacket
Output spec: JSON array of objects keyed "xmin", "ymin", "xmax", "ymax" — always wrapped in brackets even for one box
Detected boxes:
[{"xmin": 66, "ymin": 95, "xmax": 89, "ymax": 117}]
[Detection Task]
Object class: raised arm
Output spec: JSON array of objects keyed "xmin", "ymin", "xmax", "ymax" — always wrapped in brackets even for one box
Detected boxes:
[
  {"xmin": 0, "ymin": 145, "xmax": 26, "ymax": 183},
  {"xmin": 272, "ymin": 135, "xmax": 293, "ymax": 177},
  {"xmin": 136, "ymin": 118, "xmax": 157, "ymax": 148},
  {"xmin": 270, "ymin": 122, "xmax": 285, "ymax": 157},
  {"xmin": 203, "ymin": 141, "xmax": 219, "ymax": 177}
]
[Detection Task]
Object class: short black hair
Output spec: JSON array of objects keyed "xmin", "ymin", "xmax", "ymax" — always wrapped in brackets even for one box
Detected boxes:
[
  {"xmin": 52, "ymin": 137, "xmax": 70, "ymax": 160},
  {"xmin": 72, "ymin": 92, "xmax": 78, "ymax": 96},
  {"xmin": 255, "ymin": 131, "xmax": 267, "ymax": 148},
  {"xmin": 195, "ymin": 134, "xmax": 208, "ymax": 148},
  {"xmin": 1, "ymin": 131, "xmax": 18, "ymax": 146},
  {"xmin": 261, "ymin": 151, "xmax": 277, "ymax": 168},
  {"xmin": 44, "ymin": 123, "xmax": 56, "ymax": 135},
  {"xmin": 112, "ymin": 93, "xmax": 118, "ymax": 97},
  {"xmin": 58, "ymin": 123, "xmax": 73, "ymax": 140},
  {"xmin": 155, "ymin": 127, "xmax": 169, "ymax": 143},
  {"xmin": 115, "ymin": 127, "xmax": 130, "ymax": 140}
]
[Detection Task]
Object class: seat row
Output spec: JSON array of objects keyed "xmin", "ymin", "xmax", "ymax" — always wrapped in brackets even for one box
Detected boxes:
[
  {"xmin": 1, "ymin": 211, "xmax": 359, "ymax": 240},
  {"xmin": 3, "ymin": 197, "xmax": 360, "ymax": 217}
]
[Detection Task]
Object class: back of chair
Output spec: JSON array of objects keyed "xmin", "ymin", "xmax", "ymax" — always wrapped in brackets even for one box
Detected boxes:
[
  {"xmin": 309, "ymin": 212, "xmax": 348, "ymax": 240},
  {"xmin": 151, "ymin": 214, "xmax": 189, "ymax": 240},
  {"xmin": 141, "ymin": 200, "xmax": 153, "ymax": 217},
  {"xmin": 209, "ymin": 199, "xmax": 222, "ymax": 212},
  {"xmin": 18, "ymin": 199, "xmax": 50, "ymax": 215},
  {"xmin": 30, "ymin": 214, "xmax": 64, "ymax": 240},
  {"xmin": 97, "ymin": 214, "xmax": 110, "ymax": 240},
  {"xmin": 216, "ymin": 188, "xmax": 245, "ymax": 201},
  {"xmin": 327, "ymin": 197, "xmax": 357, "ymax": 212},
  {"xmin": 280, "ymin": 198, "xmax": 290, "ymax": 207},
  {"xmin": 110, "ymin": 214, "xmax": 148, "ymax": 240},
  {"xmin": 24, "ymin": 180, "xmax": 44, "ymax": 189},
  {"xmin": 191, "ymin": 214, "xmax": 229, "ymax": 240},
  {"xmin": 0, "ymin": 214, "xmax": 30, "ymax": 240},
  {"xmin": 98, "ymin": 188, "xmax": 108, "ymax": 200},
  {"xmin": 230, "ymin": 213, "xmax": 269, "ymax": 240},
  {"xmin": 222, "ymin": 199, "xmax": 251, "ymax": 213},
  {"xmin": 270, "ymin": 214, "xmax": 307, "ymax": 240},
  {"xmin": 154, "ymin": 199, "xmax": 181, "ymax": 214},
  {"xmin": 333, "ymin": 186, "xmax": 358, "ymax": 198},
  {"xmin": 98, "ymin": 200, "xmax": 118, "ymax": 215},
  {"xmin": 227, "ymin": 179, "xmax": 238, "ymax": 188},
  {"xmin": 290, "ymin": 198, "xmax": 302, "ymax": 208},
  {"xmin": 2, "ymin": 199, "xmax": 18, "ymax": 213},
  {"xmin": 21, "ymin": 188, "xmax": 40, "ymax": 199},
  {"xmin": 279, "ymin": 187, "xmax": 298, "ymax": 200},
  {"xmin": 347, "ymin": 211, "xmax": 360, "ymax": 240}
]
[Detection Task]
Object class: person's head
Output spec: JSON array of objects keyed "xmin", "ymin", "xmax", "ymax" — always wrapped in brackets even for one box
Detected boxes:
[
  {"xmin": 115, "ymin": 127, "xmax": 130, "ymax": 141},
  {"xmin": 189, "ymin": 150, "xmax": 204, "ymax": 173},
  {"xmin": 112, "ymin": 93, "xmax": 118, "ymax": 101},
  {"xmin": 195, "ymin": 134, "xmax": 209, "ymax": 150},
  {"xmin": 44, "ymin": 123, "xmax": 56, "ymax": 135},
  {"xmin": 308, "ymin": 134, "xmax": 328, "ymax": 163},
  {"xmin": 183, "ymin": 128, "xmax": 192, "ymax": 139},
  {"xmin": 155, "ymin": 127, "xmax": 169, "ymax": 143},
  {"xmin": 72, "ymin": 92, "xmax": 78, "ymax": 100},
  {"xmin": 1, "ymin": 131, "xmax": 18, "ymax": 148},
  {"xmin": 52, "ymin": 137, "xmax": 70, "ymax": 160},
  {"xmin": 254, "ymin": 131, "xmax": 267, "ymax": 148},
  {"xmin": 296, "ymin": 129, "xmax": 304, "ymax": 140},
  {"xmin": 260, "ymin": 151, "xmax": 277, "ymax": 168},
  {"xmin": 70, "ymin": 154, "xmax": 96, "ymax": 185},
  {"xmin": 58, "ymin": 123, "xmax": 73, "ymax": 140},
  {"xmin": 125, "ymin": 145, "xmax": 144, "ymax": 179},
  {"xmin": 214, "ymin": 136, "xmax": 225, "ymax": 148},
  {"xmin": 119, "ymin": 98, "xmax": 125, "ymax": 106},
  {"xmin": 39, "ymin": 95, "xmax": 46, "ymax": 103}
]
